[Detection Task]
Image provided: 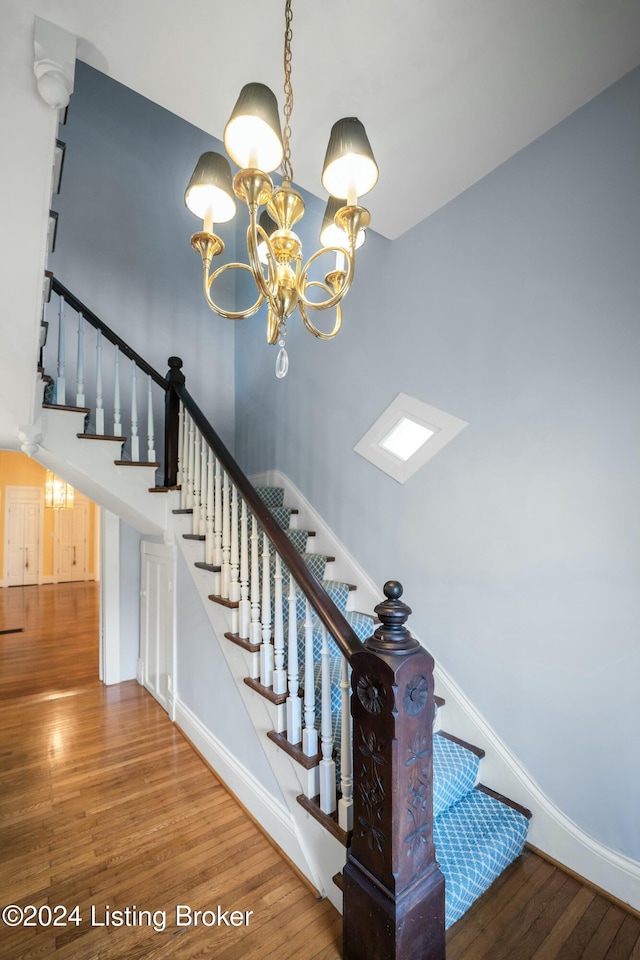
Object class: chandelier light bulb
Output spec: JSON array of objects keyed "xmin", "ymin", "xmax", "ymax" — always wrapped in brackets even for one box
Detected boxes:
[
  {"xmin": 320, "ymin": 196, "xmax": 366, "ymax": 251},
  {"xmin": 321, "ymin": 117, "xmax": 379, "ymax": 201},
  {"xmin": 185, "ymin": 152, "xmax": 236, "ymax": 223},
  {"xmin": 224, "ymin": 83, "xmax": 284, "ymax": 173}
]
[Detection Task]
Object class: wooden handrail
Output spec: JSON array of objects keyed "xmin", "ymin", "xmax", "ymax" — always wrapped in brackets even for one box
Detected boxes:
[
  {"xmin": 51, "ymin": 278, "xmax": 167, "ymax": 390},
  {"xmin": 173, "ymin": 379, "xmax": 363, "ymax": 662}
]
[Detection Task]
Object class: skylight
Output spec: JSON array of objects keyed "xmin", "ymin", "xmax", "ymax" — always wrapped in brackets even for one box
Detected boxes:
[
  {"xmin": 354, "ymin": 393, "xmax": 468, "ymax": 484},
  {"xmin": 379, "ymin": 417, "xmax": 435, "ymax": 461}
]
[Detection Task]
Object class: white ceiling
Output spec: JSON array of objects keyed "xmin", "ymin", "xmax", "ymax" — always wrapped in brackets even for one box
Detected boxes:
[{"xmin": 35, "ymin": 0, "xmax": 640, "ymax": 238}]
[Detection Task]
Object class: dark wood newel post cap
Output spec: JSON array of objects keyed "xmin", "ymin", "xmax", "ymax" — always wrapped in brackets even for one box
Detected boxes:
[
  {"xmin": 166, "ymin": 356, "xmax": 185, "ymax": 384},
  {"xmin": 367, "ymin": 580, "xmax": 420, "ymax": 654}
]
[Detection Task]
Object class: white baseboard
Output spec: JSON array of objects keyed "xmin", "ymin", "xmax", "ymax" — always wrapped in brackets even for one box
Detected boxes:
[
  {"xmin": 251, "ymin": 468, "xmax": 640, "ymax": 912},
  {"xmin": 434, "ymin": 663, "xmax": 640, "ymax": 911},
  {"xmin": 174, "ymin": 697, "xmax": 312, "ymax": 882}
]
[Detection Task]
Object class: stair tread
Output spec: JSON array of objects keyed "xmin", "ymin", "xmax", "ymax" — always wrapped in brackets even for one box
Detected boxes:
[
  {"xmin": 437, "ymin": 730, "xmax": 485, "ymax": 759},
  {"xmin": 434, "ymin": 787, "xmax": 529, "ymax": 928},
  {"xmin": 433, "ymin": 731, "xmax": 483, "ymax": 818},
  {"xmin": 194, "ymin": 561, "xmax": 220, "ymax": 573},
  {"xmin": 149, "ymin": 485, "xmax": 180, "ymax": 493},
  {"xmin": 183, "ymin": 533, "xmax": 205, "ymax": 541},
  {"xmin": 244, "ymin": 677, "xmax": 287, "ymax": 705},
  {"xmin": 296, "ymin": 794, "xmax": 349, "ymax": 847},
  {"xmin": 475, "ymin": 783, "xmax": 532, "ymax": 820},
  {"xmin": 114, "ymin": 460, "xmax": 160, "ymax": 467},
  {"xmin": 267, "ymin": 731, "xmax": 321, "ymax": 770},
  {"xmin": 224, "ymin": 632, "xmax": 260, "ymax": 654},
  {"xmin": 208, "ymin": 593, "xmax": 238, "ymax": 609},
  {"xmin": 43, "ymin": 402, "xmax": 91, "ymax": 414},
  {"xmin": 78, "ymin": 433, "xmax": 124, "ymax": 442}
]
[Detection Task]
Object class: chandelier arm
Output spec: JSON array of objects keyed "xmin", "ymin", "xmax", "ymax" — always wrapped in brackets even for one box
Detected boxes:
[
  {"xmin": 246, "ymin": 211, "xmax": 277, "ymax": 307},
  {"xmin": 204, "ymin": 261, "xmax": 264, "ymax": 320},
  {"xmin": 298, "ymin": 286, "xmax": 343, "ymax": 340},
  {"xmin": 297, "ymin": 245, "xmax": 355, "ymax": 311}
]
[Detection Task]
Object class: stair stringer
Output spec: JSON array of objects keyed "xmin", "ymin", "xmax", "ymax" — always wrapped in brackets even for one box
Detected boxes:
[
  {"xmin": 32, "ymin": 405, "xmax": 167, "ymax": 535},
  {"xmin": 250, "ymin": 470, "xmax": 640, "ymax": 912},
  {"xmin": 172, "ymin": 515, "xmax": 347, "ymax": 911}
]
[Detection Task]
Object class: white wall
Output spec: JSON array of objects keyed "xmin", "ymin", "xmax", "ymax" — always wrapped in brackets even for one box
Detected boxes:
[
  {"xmin": 0, "ymin": 4, "xmax": 59, "ymax": 447},
  {"xmin": 235, "ymin": 67, "xmax": 640, "ymax": 863}
]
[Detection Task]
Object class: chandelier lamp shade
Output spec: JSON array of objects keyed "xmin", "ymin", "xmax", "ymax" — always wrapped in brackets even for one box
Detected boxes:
[{"xmin": 184, "ymin": 0, "xmax": 378, "ymax": 376}]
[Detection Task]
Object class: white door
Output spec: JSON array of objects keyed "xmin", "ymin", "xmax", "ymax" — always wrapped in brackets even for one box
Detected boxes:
[
  {"xmin": 4, "ymin": 489, "xmax": 41, "ymax": 586},
  {"xmin": 54, "ymin": 492, "xmax": 90, "ymax": 582},
  {"xmin": 140, "ymin": 541, "xmax": 173, "ymax": 712}
]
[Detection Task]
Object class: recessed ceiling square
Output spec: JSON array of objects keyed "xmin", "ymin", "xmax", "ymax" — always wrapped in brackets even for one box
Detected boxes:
[{"xmin": 354, "ymin": 393, "xmax": 468, "ymax": 483}]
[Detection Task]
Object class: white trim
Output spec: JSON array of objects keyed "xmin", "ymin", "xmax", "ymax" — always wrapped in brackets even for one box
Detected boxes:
[
  {"xmin": 100, "ymin": 510, "xmax": 120, "ymax": 684},
  {"xmin": 174, "ymin": 696, "xmax": 306, "ymax": 870},
  {"xmin": 251, "ymin": 467, "xmax": 640, "ymax": 911},
  {"xmin": 433, "ymin": 663, "xmax": 640, "ymax": 910},
  {"xmin": 353, "ymin": 393, "xmax": 468, "ymax": 484}
]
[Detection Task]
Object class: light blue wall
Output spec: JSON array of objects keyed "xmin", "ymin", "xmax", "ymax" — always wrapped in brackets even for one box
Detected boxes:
[
  {"xmin": 235, "ymin": 68, "xmax": 640, "ymax": 859},
  {"xmin": 175, "ymin": 549, "xmax": 284, "ymax": 800},
  {"xmin": 48, "ymin": 62, "xmax": 238, "ymax": 454}
]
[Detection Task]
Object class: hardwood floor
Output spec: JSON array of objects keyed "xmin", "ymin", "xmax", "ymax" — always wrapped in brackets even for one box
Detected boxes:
[
  {"xmin": 0, "ymin": 583, "xmax": 342, "ymax": 959},
  {"xmin": 1, "ymin": 583, "xmax": 638, "ymax": 959}
]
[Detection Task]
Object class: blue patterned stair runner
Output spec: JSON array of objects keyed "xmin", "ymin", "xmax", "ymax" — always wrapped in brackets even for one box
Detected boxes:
[{"xmin": 250, "ymin": 486, "xmax": 530, "ymax": 927}]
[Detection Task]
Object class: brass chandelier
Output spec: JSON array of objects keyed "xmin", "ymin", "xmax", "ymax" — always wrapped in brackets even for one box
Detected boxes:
[{"xmin": 184, "ymin": 0, "xmax": 378, "ymax": 377}]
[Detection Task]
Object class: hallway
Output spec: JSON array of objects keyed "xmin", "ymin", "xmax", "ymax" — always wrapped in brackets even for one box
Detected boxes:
[{"xmin": 0, "ymin": 583, "xmax": 342, "ymax": 959}]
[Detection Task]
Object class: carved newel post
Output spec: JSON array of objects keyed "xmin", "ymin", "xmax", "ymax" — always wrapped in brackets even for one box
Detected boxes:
[
  {"xmin": 343, "ymin": 582, "xmax": 445, "ymax": 960},
  {"xmin": 164, "ymin": 357, "xmax": 185, "ymax": 488}
]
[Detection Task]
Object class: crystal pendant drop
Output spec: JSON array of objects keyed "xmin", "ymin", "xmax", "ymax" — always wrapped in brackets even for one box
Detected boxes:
[{"xmin": 275, "ymin": 339, "xmax": 289, "ymax": 379}]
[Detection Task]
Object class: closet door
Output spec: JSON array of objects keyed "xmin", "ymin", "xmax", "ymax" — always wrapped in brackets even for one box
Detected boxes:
[
  {"xmin": 140, "ymin": 541, "xmax": 173, "ymax": 712},
  {"xmin": 4, "ymin": 489, "xmax": 41, "ymax": 586}
]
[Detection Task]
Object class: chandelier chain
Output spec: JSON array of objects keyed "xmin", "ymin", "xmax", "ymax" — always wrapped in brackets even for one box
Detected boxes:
[{"xmin": 282, "ymin": 0, "xmax": 294, "ymax": 182}]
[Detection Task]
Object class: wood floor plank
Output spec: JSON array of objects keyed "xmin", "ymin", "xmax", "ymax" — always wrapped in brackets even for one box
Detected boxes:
[{"xmin": 0, "ymin": 583, "xmax": 342, "ymax": 960}]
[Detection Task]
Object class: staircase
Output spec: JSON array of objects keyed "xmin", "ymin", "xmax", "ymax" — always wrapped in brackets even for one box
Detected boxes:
[{"xmin": 33, "ymin": 282, "xmax": 532, "ymax": 956}]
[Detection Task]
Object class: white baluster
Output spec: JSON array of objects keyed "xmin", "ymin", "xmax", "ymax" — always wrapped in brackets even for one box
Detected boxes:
[
  {"xmin": 260, "ymin": 533, "xmax": 273, "ymax": 688},
  {"xmin": 213, "ymin": 457, "xmax": 222, "ymax": 568},
  {"xmin": 229, "ymin": 484, "xmax": 240, "ymax": 633},
  {"xmin": 272, "ymin": 553, "xmax": 287, "ymax": 695},
  {"xmin": 192, "ymin": 429, "xmax": 201, "ymax": 535},
  {"xmin": 286, "ymin": 574, "xmax": 302, "ymax": 745},
  {"xmin": 130, "ymin": 361, "xmax": 139, "ymax": 461},
  {"xmin": 76, "ymin": 312, "xmax": 85, "ymax": 407},
  {"xmin": 338, "ymin": 655, "xmax": 353, "ymax": 831},
  {"xmin": 113, "ymin": 345, "xmax": 122, "ymax": 436},
  {"xmin": 249, "ymin": 516, "xmax": 261, "ymax": 646},
  {"xmin": 319, "ymin": 626, "xmax": 337, "ymax": 815},
  {"xmin": 205, "ymin": 448, "xmax": 214, "ymax": 565},
  {"xmin": 302, "ymin": 599, "xmax": 318, "ymax": 757},
  {"xmin": 229, "ymin": 484, "xmax": 240, "ymax": 602},
  {"xmin": 239, "ymin": 499, "xmax": 250, "ymax": 640},
  {"xmin": 221, "ymin": 471, "xmax": 231, "ymax": 598},
  {"xmin": 95, "ymin": 330, "xmax": 104, "ymax": 434},
  {"xmin": 186, "ymin": 414, "xmax": 195, "ymax": 508},
  {"xmin": 200, "ymin": 441, "xmax": 207, "ymax": 537},
  {"xmin": 177, "ymin": 401, "xmax": 185, "ymax": 497},
  {"xmin": 147, "ymin": 376, "xmax": 156, "ymax": 462},
  {"xmin": 56, "ymin": 296, "xmax": 65, "ymax": 404},
  {"xmin": 180, "ymin": 406, "xmax": 189, "ymax": 507}
]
